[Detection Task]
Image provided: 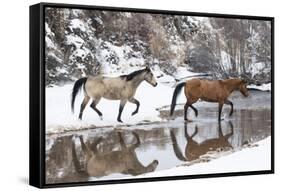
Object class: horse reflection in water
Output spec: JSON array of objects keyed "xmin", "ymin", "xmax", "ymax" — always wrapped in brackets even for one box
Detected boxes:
[
  {"xmin": 170, "ymin": 122, "xmax": 233, "ymax": 162},
  {"xmin": 72, "ymin": 131, "xmax": 159, "ymax": 178}
]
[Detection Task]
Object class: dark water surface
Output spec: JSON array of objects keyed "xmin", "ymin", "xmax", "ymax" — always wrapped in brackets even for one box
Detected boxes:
[{"xmin": 46, "ymin": 91, "xmax": 271, "ymax": 184}]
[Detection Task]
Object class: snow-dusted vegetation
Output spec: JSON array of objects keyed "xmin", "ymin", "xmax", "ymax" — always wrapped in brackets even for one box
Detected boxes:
[{"xmin": 45, "ymin": 8, "xmax": 271, "ymax": 86}]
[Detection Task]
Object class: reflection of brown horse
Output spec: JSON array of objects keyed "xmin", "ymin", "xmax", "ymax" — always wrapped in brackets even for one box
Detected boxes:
[
  {"xmin": 170, "ymin": 122, "xmax": 234, "ymax": 162},
  {"xmin": 170, "ymin": 78, "xmax": 249, "ymax": 121},
  {"xmin": 72, "ymin": 132, "xmax": 158, "ymax": 178}
]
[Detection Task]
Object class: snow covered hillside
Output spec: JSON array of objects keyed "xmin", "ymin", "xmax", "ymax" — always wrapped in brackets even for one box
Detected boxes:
[{"xmin": 45, "ymin": 8, "xmax": 271, "ymax": 86}]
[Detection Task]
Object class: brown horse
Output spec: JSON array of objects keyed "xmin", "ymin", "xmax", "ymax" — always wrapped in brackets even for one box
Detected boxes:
[{"xmin": 170, "ymin": 78, "xmax": 249, "ymax": 121}]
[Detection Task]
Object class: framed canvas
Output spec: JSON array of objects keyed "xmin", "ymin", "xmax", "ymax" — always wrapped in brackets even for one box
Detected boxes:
[{"xmin": 29, "ymin": 2, "xmax": 274, "ymax": 188}]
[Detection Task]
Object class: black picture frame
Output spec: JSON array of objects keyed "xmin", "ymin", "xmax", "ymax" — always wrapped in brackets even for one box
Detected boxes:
[{"xmin": 30, "ymin": 2, "xmax": 274, "ymax": 188}]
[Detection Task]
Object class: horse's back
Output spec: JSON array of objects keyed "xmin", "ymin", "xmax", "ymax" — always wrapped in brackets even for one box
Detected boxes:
[{"xmin": 184, "ymin": 78, "xmax": 202, "ymax": 98}]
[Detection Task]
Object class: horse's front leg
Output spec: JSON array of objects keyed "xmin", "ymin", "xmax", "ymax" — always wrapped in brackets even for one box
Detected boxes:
[
  {"xmin": 79, "ymin": 96, "xmax": 90, "ymax": 120},
  {"xmin": 129, "ymin": 98, "xmax": 140, "ymax": 116},
  {"xmin": 117, "ymin": 100, "xmax": 127, "ymax": 123},
  {"xmin": 225, "ymin": 99, "xmax": 233, "ymax": 116}
]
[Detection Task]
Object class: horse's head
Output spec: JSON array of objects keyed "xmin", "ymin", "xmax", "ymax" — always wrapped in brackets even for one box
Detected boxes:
[
  {"xmin": 144, "ymin": 66, "xmax": 158, "ymax": 87},
  {"xmin": 238, "ymin": 79, "xmax": 249, "ymax": 97}
]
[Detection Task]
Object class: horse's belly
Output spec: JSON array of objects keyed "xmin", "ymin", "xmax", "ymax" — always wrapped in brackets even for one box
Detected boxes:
[
  {"xmin": 103, "ymin": 91, "xmax": 122, "ymax": 100},
  {"xmin": 200, "ymin": 96, "xmax": 218, "ymax": 102}
]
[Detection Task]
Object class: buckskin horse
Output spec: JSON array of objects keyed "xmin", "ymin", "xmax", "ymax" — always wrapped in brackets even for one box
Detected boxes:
[
  {"xmin": 71, "ymin": 67, "xmax": 157, "ymax": 122},
  {"xmin": 170, "ymin": 78, "xmax": 249, "ymax": 121}
]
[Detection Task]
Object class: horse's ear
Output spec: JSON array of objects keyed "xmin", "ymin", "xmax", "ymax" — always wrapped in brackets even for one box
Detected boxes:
[
  {"xmin": 241, "ymin": 79, "xmax": 248, "ymax": 85},
  {"xmin": 145, "ymin": 66, "xmax": 150, "ymax": 71}
]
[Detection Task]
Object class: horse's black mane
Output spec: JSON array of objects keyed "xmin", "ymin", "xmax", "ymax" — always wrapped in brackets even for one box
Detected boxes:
[{"xmin": 120, "ymin": 68, "xmax": 149, "ymax": 81}]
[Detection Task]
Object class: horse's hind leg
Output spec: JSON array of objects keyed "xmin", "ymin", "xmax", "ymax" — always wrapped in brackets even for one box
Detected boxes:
[
  {"xmin": 72, "ymin": 139, "xmax": 86, "ymax": 175},
  {"xmin": 225, "ymin": 99, "xmax": 233, "ymax": 116},
  {"xmin": 184, "ymin": 102, "xmax": 189, "ymax": 121},
  {"xmin": 184, "ymin": 102, "xmax": 198, "ymax": 121},
  {"xmin": 129, "ymin": 98, "xmax": 140, "ymax": 116},
  {"xmin": 190, "ymin": 105, "xmax": 198, "ymax": 117},
  {"xmin": 79, "ymin": 135, "xmax": 92, "ymax": 161},
  {"xmin": 90, "ymin": 137, "xmax": 103, "ymax": 155},
  {"xmin": 132, "ymin": 131, "xmax": 141, "ymax": 148},
  {"xmin": 79, "ymin": 96, "xmax": 90, "ymax": 120},
  {"xmin": 90, "ymin": 97, "xmax": 103, "ymax": 119}
]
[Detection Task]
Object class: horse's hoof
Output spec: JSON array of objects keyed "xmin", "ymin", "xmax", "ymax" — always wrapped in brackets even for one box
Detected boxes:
[
  {"xmin": 185, "ymin": 119, "xmax": 193, "ymax": 122},
  {"xmin": 117, "ymin": 119, "xmax": 123, "ymax": 123},
  {"xmin": 131, "ymin": 112, "xmax": 137, "ymax": 116},
  {"xmin": 99, "ymin": 115, "xmax": 103, "ymax": 120}
]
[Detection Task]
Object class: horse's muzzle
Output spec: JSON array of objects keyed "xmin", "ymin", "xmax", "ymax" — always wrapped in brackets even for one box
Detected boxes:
[{"xmin": 153, "ymin": 83, "xmax": 158, "ymax": 87}]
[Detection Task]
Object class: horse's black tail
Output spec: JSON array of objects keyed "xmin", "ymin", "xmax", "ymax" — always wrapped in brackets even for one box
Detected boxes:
[
  {"xmin": 170, "ymin": 82, "xmax": 186, "ymax": 116},
  {"xmin": 71, "ymin": 77, "xmax": 87, "ymax": 113}
]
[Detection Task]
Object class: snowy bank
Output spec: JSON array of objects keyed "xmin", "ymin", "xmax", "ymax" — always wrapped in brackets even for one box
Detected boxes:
[
  {"xmin": 248, "ymin": 83, "xmax": 271, "ymax": 92},
  {"xmin": 135, "ymin": 137, "xmax": 271, "ymax": 178}
]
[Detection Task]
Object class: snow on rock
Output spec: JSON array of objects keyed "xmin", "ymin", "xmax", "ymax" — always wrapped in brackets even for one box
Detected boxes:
[
  {"xmin": 96, "ymin": 41, "xmax": 145, "ymax": 75},
  {"xmin": 248, "ymin": 83, "xmax": 271, "ymax": 91},
  {"xmin": 175, "ymin": 67, "xmax": 204, "ymax": 82},
  {"xmin": 248, "ymin": 62, "xmax": 267, "ymax": 77},
  {"xmin": 70, "ymin": 19, "xmax": 87, "ymax": 32}
]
